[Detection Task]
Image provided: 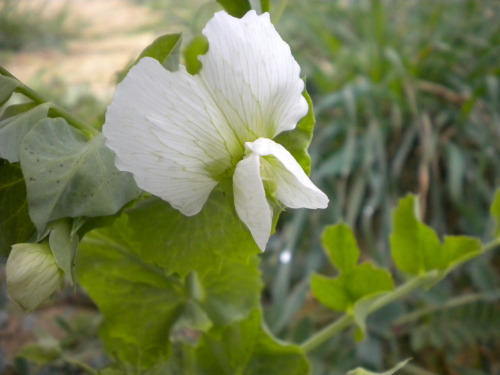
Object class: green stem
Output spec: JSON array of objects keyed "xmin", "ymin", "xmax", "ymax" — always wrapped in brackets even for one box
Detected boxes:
[
  {"xmin": 300, "ymin": 273, "xmax": 435, "ymax": 353},
  {"xmin": 0, "ymin": 65, "xmax": 99, "ymax": 138},
  {"xmin": 63, "ymin": 356, "xmax": 98, "ymax": 375},
  {"xmin": 301, "ymin": 238, "xmax": 500, "ymax": 353}
]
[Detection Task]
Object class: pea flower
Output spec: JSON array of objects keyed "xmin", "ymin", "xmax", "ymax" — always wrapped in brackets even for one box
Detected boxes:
[{"xmin": 103, "ymin": 10, "xmax": 328, "ymax": 250}]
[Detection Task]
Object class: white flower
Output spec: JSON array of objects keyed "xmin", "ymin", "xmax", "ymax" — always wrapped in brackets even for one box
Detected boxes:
[
  {"xmin": 103, "ymin": 10, "xmax": 328, "ymax": 250},
  {"xmin": 6, "ymin": 243, "xmax": 63, "ymax": 311}
]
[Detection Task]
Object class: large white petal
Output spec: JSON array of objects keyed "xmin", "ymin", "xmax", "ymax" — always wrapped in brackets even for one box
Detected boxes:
[
  {"xmin": 246, "ymin": 138, "xmax": 329, "ymax": 209},
  {"xmin": 199, "ymin": 11, "xmax": 308, "ymax": 143},
  {"xmin": 233, "ymin": 153, "xmax": 272, "ymax": 251},
  {"xmin": 103, "ymin": 57, "xmax": 232, "ymax": 216}
]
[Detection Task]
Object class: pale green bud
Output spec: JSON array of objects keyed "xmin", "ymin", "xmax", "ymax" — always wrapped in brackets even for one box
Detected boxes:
[{"xmin": 6, "ymin": 243, "xmax": 63, "ymax": 311}]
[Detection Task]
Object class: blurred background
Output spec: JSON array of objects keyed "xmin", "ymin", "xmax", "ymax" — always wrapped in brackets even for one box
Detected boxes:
[{"xmin": 1, "ymin": 0, "xmax": 499, "ymax": 374}]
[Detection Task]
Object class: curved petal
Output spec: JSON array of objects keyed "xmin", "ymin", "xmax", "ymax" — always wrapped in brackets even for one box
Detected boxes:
[
  {"xmin": 103, "ymin": 57, "xmax": 232, "ymax": 216},
  {"xmin": 246, "ymin": 138, "xmax": 329, "ymax": 209},
  {"xmin": 233, "ymin": 153, "xmax": 272, "ymax": 251},
  {"xmin": 199, "ymin": 11, "xmax": 308, "ymax": 144}
]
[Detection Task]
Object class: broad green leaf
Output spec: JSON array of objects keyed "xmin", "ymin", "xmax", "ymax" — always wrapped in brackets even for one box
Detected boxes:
[
  {"xmin": 347, "ymin": 358, "xmax": 411, "ymax": 375},
  {"xmin": 0, "ymin": 103, "xmax": 50, "ymax": 162},
  {"xmin": 125, "ymin": 194, "xmax": 259, "ymax": 277},
  {"xmin": 20, "ymin": 118, "xmax": 140, "ymax": 232},
  {"xmin": 0, "ymin": 162, "xmax": 35, "ymax": 257},
  {"xmin": 78, "ymin": 220, "xmax": 185, "ymax": 367},
  {"xmin": 275, "ymin": 89, "xmax": 315, "ymax": 174},
  {"xmin": 321, "ymin": 223, "xmax": 359, "ymax": 273},
  {"xmin": 184, "ymin": 36, "xmax": 209, "ymax": 75},
  {"xmin": 137, "ymin": 33, "xmax": 182, "ymax": 71},
  {"xmin": 390, "ymin": 195, "xmax": 441, "ymax": 275},
  {"xmin": 216, "ymin": 0, "xmax": 251, "ymax": 18},
  {"xmin": 491, "ymin": 189, "xmax": 500, "ymax": 238},
  {"xmin": 194, "ymin": 309, "xmax": 310, "ymax": 375},
  {"xmin": 311, "ymin": 263, "xmax": 394, "ymax": 312},
  {"xmin": 48, "ymin": 219, "xmax": 78, "ymax": 282},
  {"xmin": 78, "ymin": 199, "xmax": 262, "ymax": 367},
  {"xmin": 0, "ymin": 75, "xmax": 20, "ymax": 106}
]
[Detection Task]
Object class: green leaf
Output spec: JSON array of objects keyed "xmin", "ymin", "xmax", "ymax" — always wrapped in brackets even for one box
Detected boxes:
[
  {"xmin": 193, "ymin": 309, "xmax": 310, "ymax": 375},
  {"xmin": 216, "ymin": 0, "xmax": 252, "ymax": 18},
  {"xmin": 491, "ymin": 189, "xmax": 500, "ymax": 238},
  {"xmin": 347, "ymin": 358, "xmax": 411, "ymax": 375},
  {"xmin": 440, "ymin": 236, "xmax": 482, "ymax": 271},
  {"xmin": 20, "ymin": 118, "xmax": 141, "ymax": 232},
  {"xmin": 0, "ymin": 103, "xmax": 50, "ymax": 162},
  {"xmin": 77, "ymin": 195, "xmax": 262, "ymax": 368},
  {"xmin": 321, "ymin": 223, "xmax": 359, "ymax": 273},
  {"xmin": 48, "ymin": 219, "xmax": 78, "ymax": 283},
  {"xmin": 77, "ymin": 219, "xmax": 185, "ymax": 367},
  {"xmin": 390, "ymin": 195, "xmax": 441, "ymax": 275},
  {"xmin": 311, "ymin": 263, "xmax": 394, "ymax": 312},
  {"xmin": 0, "ymin": 163, "xmax": 35, "ymax": 257},
  {"xmin": 184, "ymin": 36, "xmax": 209, "ymax": 75},
  {"xmin": 17, "ymin": 337, "xmax": 62, "ymax": 366},
  {"xmin": 125, "ymin": 194, "xmax": 259, "ymax": 276},
  {"xmin": 137, "ymin": 33, "xmax": 182, "ymax": 71},
  {"xmin": 0, "ymin": 75, "xmax": 20, "ymax": 106},
  {"xmin": 390, "ymin": 195, "xmax": 483, "ymax": 276},
  {"xmin": 275, "ymin": 89, "xmax": 315, "ymax": 174}
]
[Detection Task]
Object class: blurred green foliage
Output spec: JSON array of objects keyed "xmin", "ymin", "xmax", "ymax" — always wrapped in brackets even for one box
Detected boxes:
[
  {"xmin": 263, "ymin": 0, "xmax": 500, "ymax": 374},
  {"xmin": 0, "ymin": 0, "xmax": 80, "ymax": 52}
]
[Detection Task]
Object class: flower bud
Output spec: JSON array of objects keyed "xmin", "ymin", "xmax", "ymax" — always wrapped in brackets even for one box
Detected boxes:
[{"xmin": 6, "ymin": 243, "xmax": 63, "ymax": 311}]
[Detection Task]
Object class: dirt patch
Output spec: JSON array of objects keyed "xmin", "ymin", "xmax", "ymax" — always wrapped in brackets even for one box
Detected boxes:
[{"xmin": 3, "ymin": 0, "xmax": 163, "ymax": 100}]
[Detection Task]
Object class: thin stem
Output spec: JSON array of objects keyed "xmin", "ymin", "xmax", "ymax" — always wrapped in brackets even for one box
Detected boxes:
[
  {"xmin": 0, "ymin": 65, "xmax": 99, "ymax": 138},
  {"xmin": 300, "ymin": 238, "xmax": 500, "ymax": 354},
  {"xmin": 63, "ymin": 356, "xmax": 98, "ymax": 375},
  {"xmin": 300, "ymin": 273, "xmax": 435, "ymax": 353},
  {"xmin": 300, "ymin": 314, "xmax": 353, "ymax": 353}
]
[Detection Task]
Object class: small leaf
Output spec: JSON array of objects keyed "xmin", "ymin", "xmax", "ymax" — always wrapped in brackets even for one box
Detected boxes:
[
  {"xmin": 48, "ymin": 219, "xmax": 78, "ymax": 283},
  {"xmin": 137, "ymin": 33, "xmax": 182, "ymax": 71},
  {"xmin": 311, "ymin": 263, "xmax": 394, "ymax": 312},
  {"xmin": 17, "ymin": 337, "xmax": 62, "ymax": 365},
  {"xmin": 321, "ymin": 223, "xmax": 359, "ymax": 273},
  {"xmin": 0, "ymin": 162, "xmax": 35, "ymax": 257},
  {"xmin": 184, "ymin": 36, "xmax": 209, "ymax": 75},
  {"xmin": 0, "ymin": 75, "xmax": 20, "ymax": 106},
  {"xmin": 347, "ymin": 358, "xmax": 411, "ymax": 375},
  {"xmin": 0, "ymin": 103, "xmax": 50, "ymax": 162},
  {"xmin": 275, "ymin": 89, "xmax": 315, "ymax": 174},
  {"xmin": 20, "ymin": 118, "xmax": 141, "ymax": 232},
  {"xmin": 491, "ymin": 189, "xmax": 500, "ymax": 238},
  {"xmin": 216, "ymin": 0, "xmax": 251, "ymax": 18},
  {"xmin": 390, "ymin": 195, "xmax": 441, "ymax": 275},
  {"xmin": 440, "ymin": 236, "xmax": 482, "ymax": 271}
]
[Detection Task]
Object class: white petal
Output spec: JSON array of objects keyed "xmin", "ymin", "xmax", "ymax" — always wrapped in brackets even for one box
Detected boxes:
[
  {"xmin": 103, "ymin": 57, "xmax": 232, "ymax": 216},
  {"xmin": 246, "ymin": 138, "xmax": 329, "ymax": 209},
  {"xmin": 199, "ymin": 11, "xmax": 308, "ymax": 142},
  {"xmin": 233, "ymin": 153, "xmax": 272, "ymax": 251}
]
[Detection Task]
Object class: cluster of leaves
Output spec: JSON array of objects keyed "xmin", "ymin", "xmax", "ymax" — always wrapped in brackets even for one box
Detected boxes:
[{"xmin": 262, "ymin": 1, "xmax": 500, "ymax": 372}]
